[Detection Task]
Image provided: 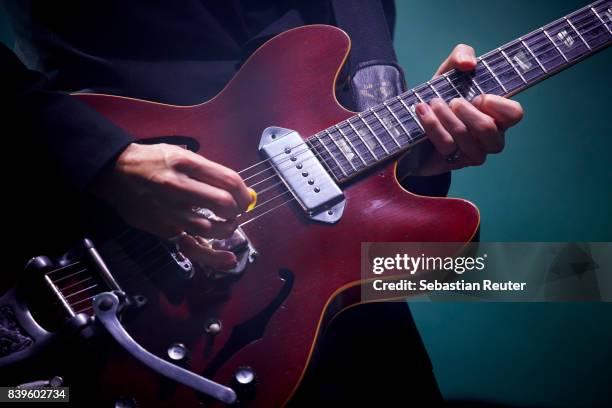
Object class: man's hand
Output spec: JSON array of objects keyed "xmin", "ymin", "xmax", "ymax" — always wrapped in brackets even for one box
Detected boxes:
[
  {"xmin": 92, "ymin": 143, "xmax": 252, "ymax": 271},
  {"xmin": 413, "ymin": 44, "xmax": 524, "ymax": 176}
]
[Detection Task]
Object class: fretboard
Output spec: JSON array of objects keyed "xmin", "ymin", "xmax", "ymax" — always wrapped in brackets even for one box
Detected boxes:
[{"xmin": 310, "ymin": 0, "xmax": 612, "ymax": 182}]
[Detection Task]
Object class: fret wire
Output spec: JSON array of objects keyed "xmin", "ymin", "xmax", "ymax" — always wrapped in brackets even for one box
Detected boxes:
[
  {"xmin": 370, "ymin": 108, "xmax": 401, "ymax": 148},
  {"xmin": 414, "ymin": 91, "xmax": 426, "ymax": 104},
  {"xmin": 591, "ymin": 7, "xmax": 612, "ymax": 35},
  {"xmin": 347, "ymin": 120, "xmax": 378, "ymax": 160},
  {"xmin": 314, "ymin": 134, "xmax": 348, "ymax": 178},
  {"xmin": 443, "ymin": 73, "xmax": 467, "ymax": 97},
  {"xmin": 520, "ymin": 37, "xmax": 548, "ymax": 73},
  {"xmin": 324, "ymin": 129, "xmax": 357, "ymax": 172},
  {"xmin": 335, "ymin": 125, "xmax": 367, "ymax": 166},
  {"xmin": 398, "ymin": 97, "xmax": 425, "ymax": 133},
  {"xmin": 500, "ymin": 48, "xmax": 527, "ymax": 84},
  {"xmin": 480, "ymin": 57, "xmax": 508, "ymax": 93},
  {"xmin": 383, "ymin": 102, "xmax": 414, "ymax": 142},
  {"xmin": 428, "ymin": 81, "xmax": 444, "ymax": 99},
  {"xmin": 565, "ymin": 17, "xmax": 592, "ymax": 50},
  {"xmin": 471, "ymin": 1, "xmax": 600, "ymax": 65},
  {"xmin": 542, "ymin": 28, "xmax": 569, "ymax": 62},
  {"xmin": 357, "ymin": 114, "xmax": 390, "ymax": 154}
]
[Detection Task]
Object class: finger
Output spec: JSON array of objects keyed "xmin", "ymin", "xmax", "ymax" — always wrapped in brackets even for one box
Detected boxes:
[
  {"xmin": 415, "ymin": 102, "xmax": 457, "ymax": 156},
  {"xmin": 154, "ymin": 175, "xmax": 242, "ymax": 220},
  {"xmin": 173, "ymin": 151, "xmax": 252, "ymax": 212},
  {"xmin": 429, "ymin": 98, "xmax": 471, "ymax": 152},
  {"xmin": 181, "ymin": 211, "xmax": 239, "ymax": 239},
  {"xmin": 450, "ymin": 98, "xmax": 503, "ymax": 155},
  {"xmin": 178, "ymin": 234, "xmax": 238, "ymax": 271},
  {"xmin": 434, "ymin": 44, "xmax": 477, "ymax": 77},
  {"xmin": 472, "ymin": 94, "xmax": 524, "ymax": 130}
]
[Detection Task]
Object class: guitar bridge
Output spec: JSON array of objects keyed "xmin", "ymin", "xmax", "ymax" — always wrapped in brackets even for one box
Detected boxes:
[{"xmin": 204, "ymin": 227, "xmax": 258, "ymax": 279}]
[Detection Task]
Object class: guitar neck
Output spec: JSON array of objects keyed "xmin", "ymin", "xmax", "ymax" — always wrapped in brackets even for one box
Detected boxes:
[{"xmin": 310, "ymin": 0, "xmax": 612, "ymax": 182}]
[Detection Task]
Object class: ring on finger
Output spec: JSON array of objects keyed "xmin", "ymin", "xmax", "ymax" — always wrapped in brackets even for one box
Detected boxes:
[{"xmin": 446, "ymin": 149, "xmax": 461, "ymax": 164}]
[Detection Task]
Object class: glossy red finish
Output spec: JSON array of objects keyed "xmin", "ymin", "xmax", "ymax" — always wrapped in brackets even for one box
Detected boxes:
[{"xmin": 75, "ymin": 25, "xmax": 479, "ymax": 407}]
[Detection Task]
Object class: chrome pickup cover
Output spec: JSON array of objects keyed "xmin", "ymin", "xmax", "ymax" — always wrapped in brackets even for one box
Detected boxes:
[{"xmin": 259, "ymin": 127, "xmax": 345, "ymax": 224}]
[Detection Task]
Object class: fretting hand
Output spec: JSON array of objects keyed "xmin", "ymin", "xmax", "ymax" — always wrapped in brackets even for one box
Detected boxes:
[{"xmin": 413, "ymin": 44, "xmax": 524, "ymax": 176}]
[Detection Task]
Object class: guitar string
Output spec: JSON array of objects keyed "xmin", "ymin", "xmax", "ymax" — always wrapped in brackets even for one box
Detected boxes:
[
  {"xmin": 48, "ymin": 22, "xmax": 610, "ymax": 300},
  {"xmin": 96, "ymin": 19, "xmax": 612, "ymax": 254},
  {"xmin": 236, "ymin": 10, "xmax": 607, "ymax": 179},
  {"xmin": 67, "ymin": 19, "xmax": 612, "ymax": 277},
  {"xmin": 241, "ymin": 17, "xmax": 609, "ymax": 200},
  {"xmin": 47, "ymin": 8, "xmax": 610, "ymax": 303},
  {"xmin": 240, "ymin": 17, "xmax": 609, "ymax": 191}
]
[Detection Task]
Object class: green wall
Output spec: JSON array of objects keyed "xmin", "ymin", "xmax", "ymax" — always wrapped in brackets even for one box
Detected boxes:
[{"xmin": 394, "ymin": 1, "xmax": 612, "ymax": 406}]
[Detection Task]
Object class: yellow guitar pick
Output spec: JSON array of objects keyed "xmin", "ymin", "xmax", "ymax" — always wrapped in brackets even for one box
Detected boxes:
[{"xmin": 247, "ymin": 188, "xmax": 257, "ymax": 212}]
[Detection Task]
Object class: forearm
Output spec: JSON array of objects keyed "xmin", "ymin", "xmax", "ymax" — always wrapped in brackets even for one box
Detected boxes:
[{"xmin": 2, "ymin": 42, "xmax": 135, "ymax": 191}]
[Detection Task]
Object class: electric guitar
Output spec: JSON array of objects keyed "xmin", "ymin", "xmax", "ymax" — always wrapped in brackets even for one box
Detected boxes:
[{"xmin": 1, "ymin": 1, "xmax": 610, "ymax": 406}]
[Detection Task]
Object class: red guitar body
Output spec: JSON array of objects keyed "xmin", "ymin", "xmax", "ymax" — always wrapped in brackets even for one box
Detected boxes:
[{"xmin": 75, "ymin": 25, "xmax": 479, "ymax": 407}]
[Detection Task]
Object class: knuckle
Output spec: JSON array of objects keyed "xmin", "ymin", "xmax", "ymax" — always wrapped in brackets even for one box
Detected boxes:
[
  {"xmin": 478, "ymin": 117, "xmax": 497, "ymax": 133},
  {"xmin": 214, "ymin": 192, "xmax": 237, "ymax": 211},
  {"xmin": 166, "ymin": 150, "xmax": 190, "ymax": 169},
  {"xmin": 450, "ymin": 123, "xmax": 469, "ymax": 136},
  {"xmin": 151, "ymin": 170, "xmax": 179, "ymax": 188},
  {"xmin": 221, "ymin": 170, "xmax": 242, "ymax": 190}
]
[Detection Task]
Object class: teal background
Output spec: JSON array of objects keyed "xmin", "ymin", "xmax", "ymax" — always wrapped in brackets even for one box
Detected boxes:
[
  {"xmin": 1, "ymin": 1, "xmax": 610, "ymax": 406},
  {"xmin": 394, "ymin": 1, "xmax": 612, "ymax": 407}
]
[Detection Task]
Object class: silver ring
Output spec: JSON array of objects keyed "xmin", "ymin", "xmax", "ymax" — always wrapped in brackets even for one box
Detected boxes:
[
  {"xmin": 445, "ymin": 149, "xmax": 461, "ymax": 164},
  {"xmin": 192, "ymin": 207, "xmax": 215, "ymax": 220}
]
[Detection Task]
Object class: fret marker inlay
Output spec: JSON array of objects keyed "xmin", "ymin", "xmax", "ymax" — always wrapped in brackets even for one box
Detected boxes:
[
  {"xmin": 557, "ymin": 30, "xmax": 575, "ymax": 47},
  {"xmin": 513, "ymin": 50, "xmax": 532, "ymax": 71}
]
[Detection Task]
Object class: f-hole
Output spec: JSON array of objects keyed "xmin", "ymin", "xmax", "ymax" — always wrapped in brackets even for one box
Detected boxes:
[{"xmin": 138, "ymin": 136, "xmax": 200, "ymax": 152}]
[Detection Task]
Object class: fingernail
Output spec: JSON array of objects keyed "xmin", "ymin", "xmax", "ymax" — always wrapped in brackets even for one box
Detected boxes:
[
  {"xmin": 415, "ymin": 103, "xmax": 431, "ymax": 117},
  {"xmin": 459, "ymin": 53, "xmax": 476, "ymax": 65}
]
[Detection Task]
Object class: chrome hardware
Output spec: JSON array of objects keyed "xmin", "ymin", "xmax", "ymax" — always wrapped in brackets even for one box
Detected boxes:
[
  {"xmin": 167, "ymin": 343, "xmax": 188, "ymax": 361},
  {"xmin": 205, "ymin": 319, "xmax": 222, "ymax": 335},
  {"xmin": 205, "ymin": 227, "xmax": 257, "ymax": 278},
  {"xmin": 259, "ymin": 127, "xmax": 346, "ymax": 224},
  {"xmin": 17, "ymin": 376, "xmax": 63, "ymax": 388},
  {"xmin": 170, "ymin": 250, "xmax": 195, "ymax": 279},
  {"xmin": 93, "ymin": 292, "xmax": 237, "ymax": 405},
  {"xmin": 234, "ymin": 367, "xmax": 255, "ymax": 385}
]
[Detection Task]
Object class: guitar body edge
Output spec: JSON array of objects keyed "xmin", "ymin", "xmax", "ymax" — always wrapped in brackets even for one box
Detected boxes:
[{"xmin": 74, "ymin": 25, "xmax": 480, "ymax": 408}]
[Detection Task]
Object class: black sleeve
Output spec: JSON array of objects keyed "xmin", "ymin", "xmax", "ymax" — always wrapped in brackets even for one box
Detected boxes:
[{"xmin": 1, "ymin": 42, "xmax": 135, "ymax": 191}]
